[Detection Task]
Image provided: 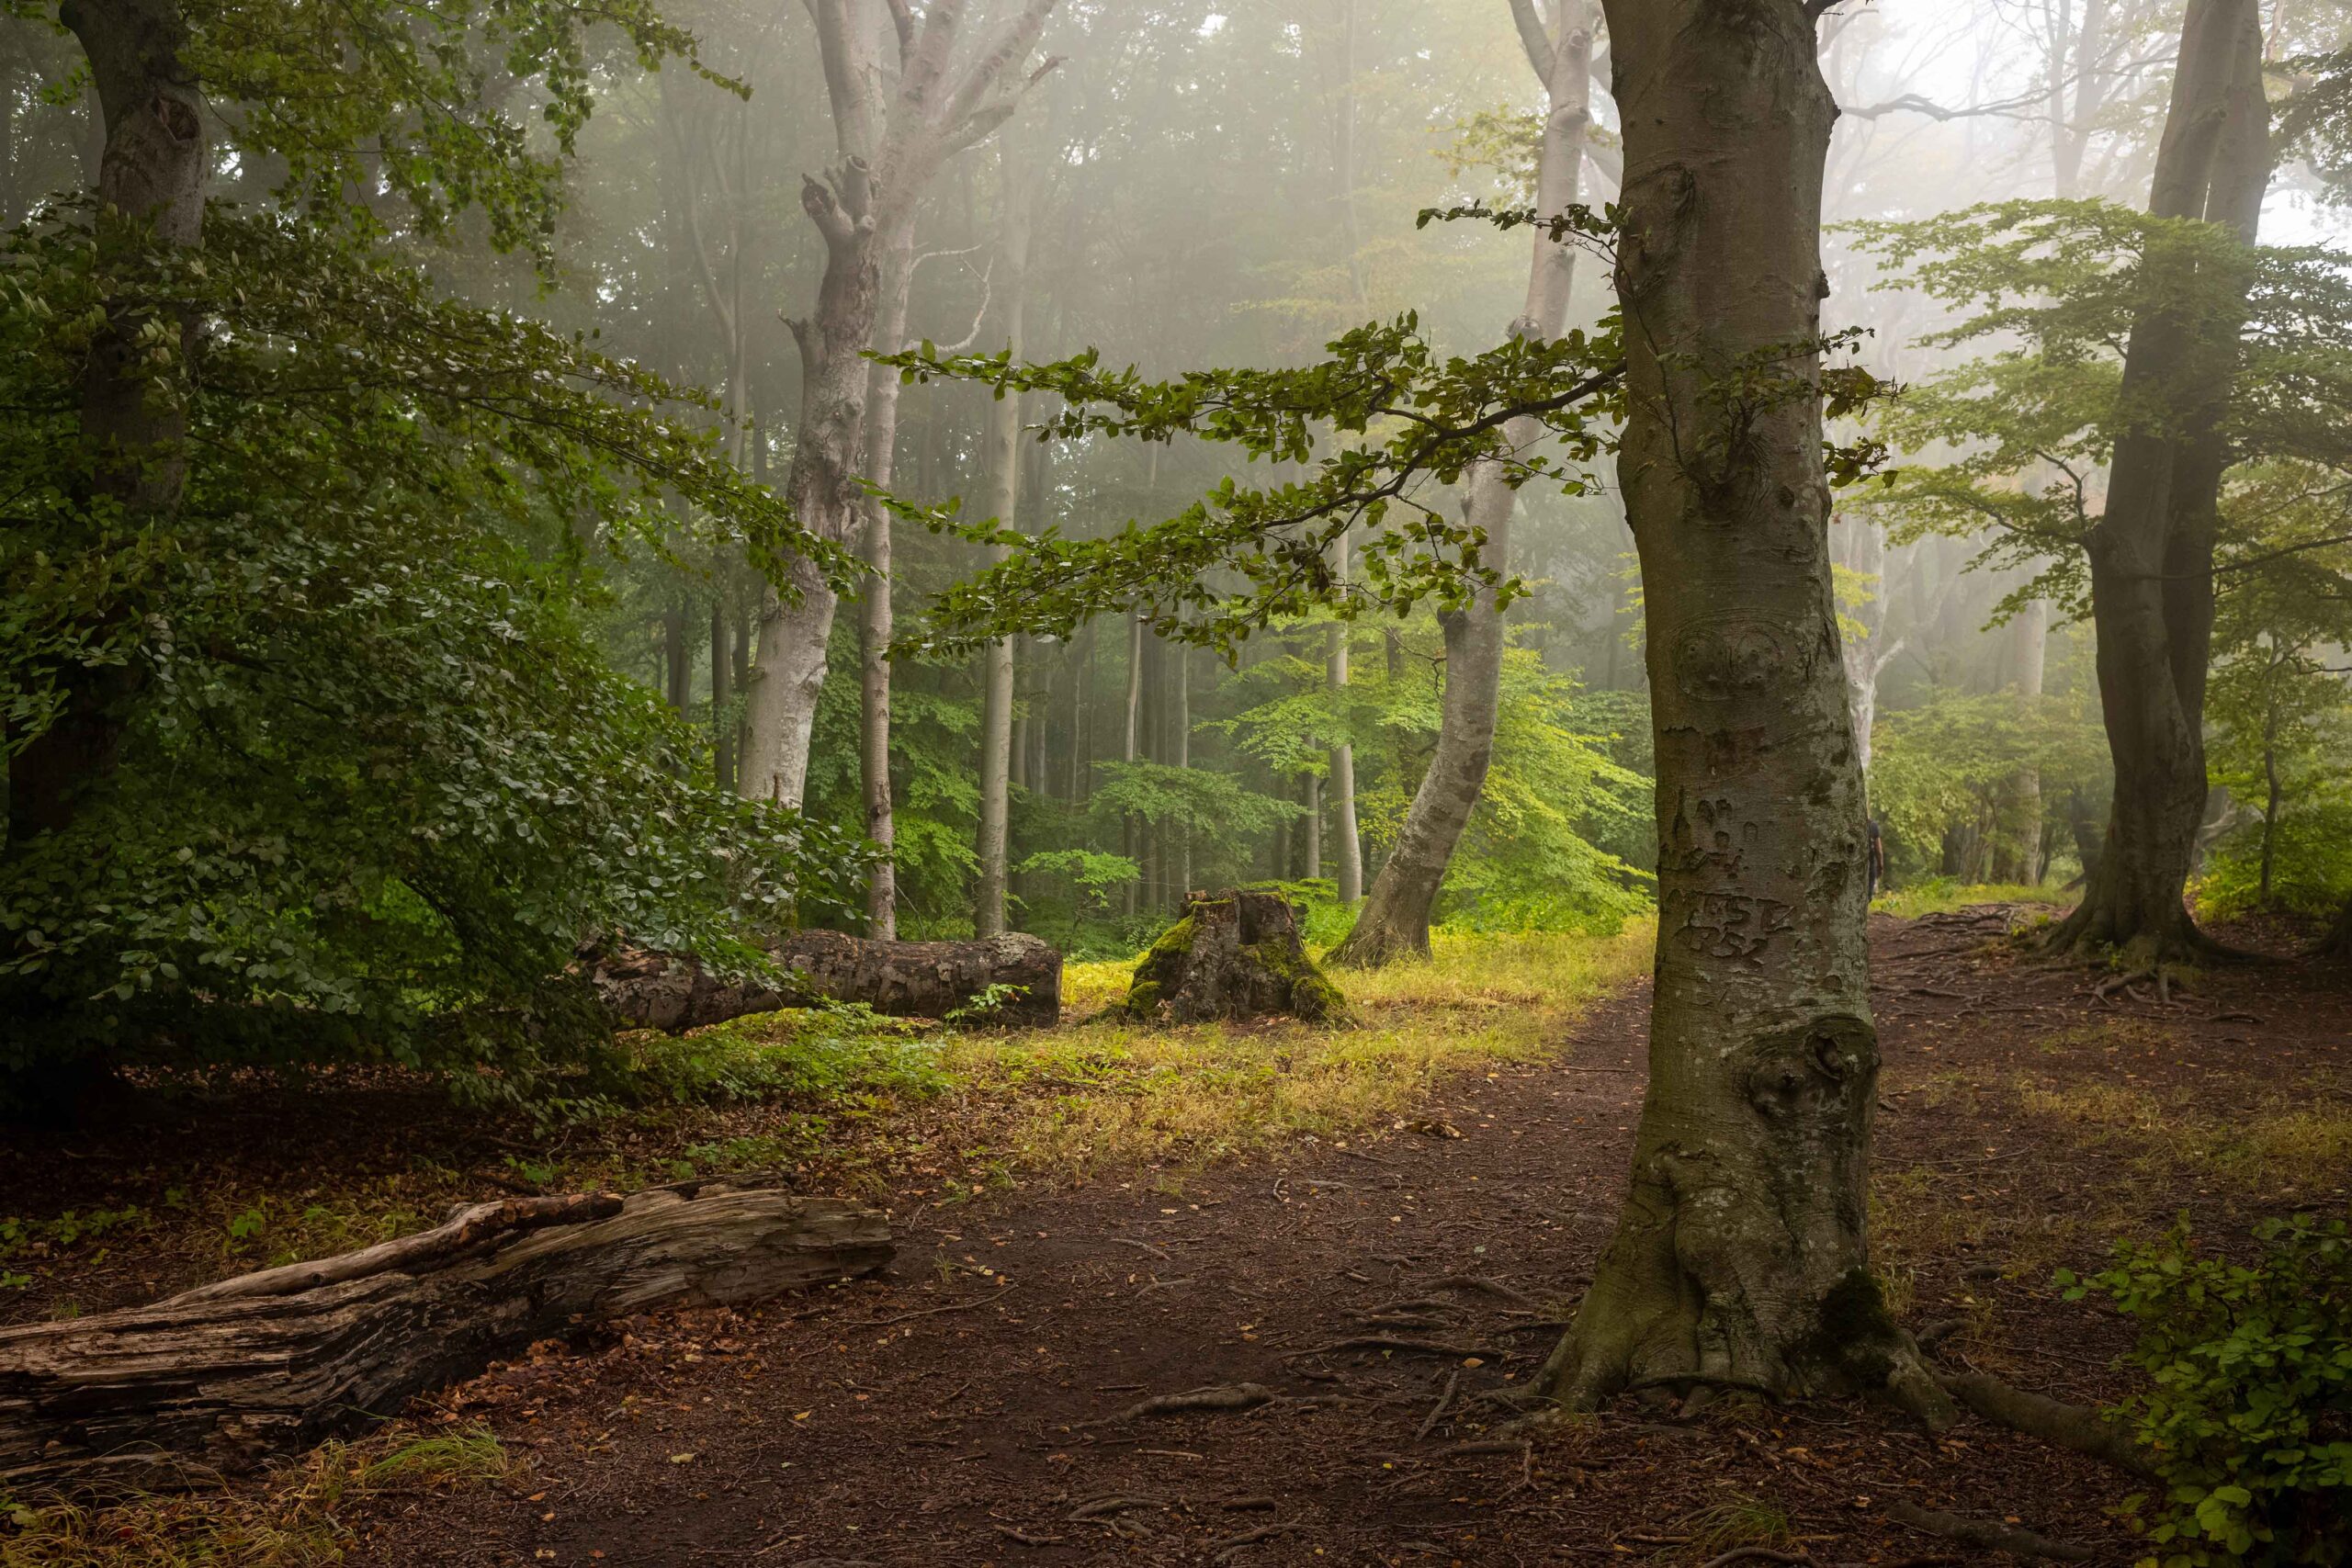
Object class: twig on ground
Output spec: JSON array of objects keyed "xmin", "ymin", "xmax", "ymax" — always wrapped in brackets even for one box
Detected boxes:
[
  {"xmin": 1414, "ymin": 1370, "xmax": 1462, "ymax": 1440},
  {"xmin": 1885, "ymin": 1499, "xmax": 2092, "ymax": 1562},
  {"xmin": 870, "ymin": 1283, "xmax": 1021, "ymax": 1326},
  {"xmin": 1108, "ymin": 1237, "xmax": 1171, "ymax": 1261},
  {"xmin": 1287, "ymin": 1337, "xmax": 1502, "ymax": 1360},
  {"xmin": 1697, "ymin": 1550, "xmax": 1813, "ymax": 1568}
]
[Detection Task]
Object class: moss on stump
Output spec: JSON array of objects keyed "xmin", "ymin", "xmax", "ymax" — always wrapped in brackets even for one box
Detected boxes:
[{"xmin": 1122, "ymin": 889, "xmax": 1350, "ymax": 1025}]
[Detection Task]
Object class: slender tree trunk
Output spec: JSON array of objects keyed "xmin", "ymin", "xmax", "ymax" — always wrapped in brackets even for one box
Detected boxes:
[
  {"xmin": 1533, "ymin": 0, "xmax": 1950, "ymax": 1427},
  {"xmin": 2258, "ymin": 667, "xmax": 2280, "ymax": 904},
  {"xmin": 664, "ymin": 603, "xmax": 691, "ymax": 710},
  {"xmin": 10, "ymin": 0, "xmax": 206, "ymax": 846},
  {"xmin": 2047, "ymin": 0, "xmax": 2268, "ymax": 963},
  {"xmin": 1121, "ymin": 612, "xmax": 1143, "ymax": 917},
  {"xmin": 977, "ymin": 144, "xmax": 1038, "ymax": 939},
  {"xmin": 1329, "ymin": 0, "xmax": 1590, "ymax": 967},
  {"xmin": 1176, "ymin": 639, "xmax": 1193, "ymax": 896},
  {"xmin": 710, "ymin": 597, "xmax": 733, "ymax": 791},
  {"xmin": 1329, "ymin": 531, "xmax": 1363, "ymax": 904},
  {"xmin": 858, "ymin": 232, "xmax": 916, "ymax": 939}
]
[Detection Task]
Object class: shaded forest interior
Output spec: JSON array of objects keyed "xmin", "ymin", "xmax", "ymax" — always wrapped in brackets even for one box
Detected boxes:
[{"xmin": 6, "ymin": 0, "xmax": 2352, "ymax": 1565}]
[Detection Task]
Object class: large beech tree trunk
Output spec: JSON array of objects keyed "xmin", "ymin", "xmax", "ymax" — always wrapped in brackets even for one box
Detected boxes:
[
  {"xmin": 583, "ymin": 930, "xmax": 1063, "ymax": 1031},
  {"xmin": 2048, "ymin": 0, "xmax": 2268, "ymax": 963},
  {"xmin": 8, "ymin": 0, "xmax": 205, "ymax": 847},
  {"xmin": 1534, "ymin": 0, "xmax": 1948, "ymax": 1426},
  {"xmin": 0, "ymin": 1182, "xmax": 889, "ymax": 1492},
  {"xmin": 1329, "ymin": 0, "xmax": 1592, "ymax": 967}
]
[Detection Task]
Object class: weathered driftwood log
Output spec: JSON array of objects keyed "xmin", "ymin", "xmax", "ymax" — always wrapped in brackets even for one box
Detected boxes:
[
  {"xmin": 584, "ymin": 929, "xmax": 1062, "ymax": 1032},
  {"xmin": 1124, "ymin": 889, "xmax": 1349, "ymax": 1025},
  {"xmin": 0, "ymin": 1179, "xmax": 889, "ymax": 1492}
]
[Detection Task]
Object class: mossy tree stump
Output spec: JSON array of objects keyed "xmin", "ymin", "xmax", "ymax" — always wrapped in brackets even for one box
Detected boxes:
[{"xmin": 1124, "ymin": 889, "xmax": 1349, "ymax": 1025}]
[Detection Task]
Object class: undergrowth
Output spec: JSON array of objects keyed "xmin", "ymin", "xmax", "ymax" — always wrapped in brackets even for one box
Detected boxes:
[{"xmin": 0, "ymin": 1425, "xmax": 511, "ymax": 1568}]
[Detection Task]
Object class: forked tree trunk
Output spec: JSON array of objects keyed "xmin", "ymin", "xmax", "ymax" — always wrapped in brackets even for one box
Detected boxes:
[
  {"xmin": 8, "ymin": 0, "xmax": 206, "ymax": 847},
  {"xmin": 739, "ymin": 0, "xmax": 1060, "ymax": 811},
  {"xmin": 2047, "ymin": 0, "xmax": 2268, "ymax": 964},
  {"xmin": 1534, "ymin": 0, "xmax": 1949, "ymax": 1426},
  {"xmin": 0, "ymin": 1182, "xmax": 890, "ymax": 1491},
  {"xmin": 1329, "ymin": 0, "xmax": 1592, "ymax": 967}
]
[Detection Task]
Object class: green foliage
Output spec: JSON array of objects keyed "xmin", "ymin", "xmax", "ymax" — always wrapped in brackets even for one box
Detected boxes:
[
  {"xmin": 620, "ymin": 1006, "xmax": 952, "ymax": 1113},
  {"xmin": 1850, "ymin": 200, "xmax": 2352, "ymax": 625},
  {"xmin": 1868, "ymin": 686, "xmax": 2108, "ymax": 882},
  {"xmin": 175, "ymin": 0, "xmax": 730, "ymax": 259},
  {"xmin": 2060, "ymin": 1215, "xmax": 2352, "ymax": 1567},
  {"xmin": 876, "ymin": 206, "xmax": 1631, "ymax": 657},
  {"xmin": 1014, "ymin": 850, "xmax": 1140, "ymax": 944},
  {"xmin": 0, "ymin": 205, "xmax": 857, "ymax": 1086}
]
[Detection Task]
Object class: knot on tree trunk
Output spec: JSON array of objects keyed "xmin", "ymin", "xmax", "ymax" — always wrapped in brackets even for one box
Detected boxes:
[{"xmin": 1123, "ymin": 889, "xmax": 1350, "ymax": 1026}]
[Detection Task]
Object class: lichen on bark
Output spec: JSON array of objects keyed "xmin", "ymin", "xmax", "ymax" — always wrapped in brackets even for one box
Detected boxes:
[{"xmin": 1532, "ymin": 0, "xmax": 1949, "ymax": 1430}]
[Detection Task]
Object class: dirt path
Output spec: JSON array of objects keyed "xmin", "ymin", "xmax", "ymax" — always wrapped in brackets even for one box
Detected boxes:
[{"xmin": 339, "ymin": 914, "xmax": 2351, "ymax": 1567}]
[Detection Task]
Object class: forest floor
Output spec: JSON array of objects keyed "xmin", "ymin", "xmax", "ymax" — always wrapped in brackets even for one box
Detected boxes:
[{"xmin": 6, "ymin": 901, "xmax": 2350, "ymax": 1567}]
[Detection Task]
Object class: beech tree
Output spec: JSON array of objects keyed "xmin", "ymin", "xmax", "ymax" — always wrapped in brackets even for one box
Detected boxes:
[
  {"xmin": 737, "ymin": 0, "xmax": 1058, "ymax": 948},
  {"xmin": 1530, "ymin": 0, "xmax": 1949, "ymax": 1421},
  {"xmin": 1329, "ymin": 0, "xmax": 1598, "ymax": 967}
]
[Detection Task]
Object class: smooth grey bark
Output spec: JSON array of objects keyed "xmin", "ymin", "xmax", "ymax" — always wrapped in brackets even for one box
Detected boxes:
[
  {"xmin": 1328, "ymin": 0, "xmax": 1592, "ymax": 967},
  {"xmin": 1533, "ymin": 0, "xmax": 1950, "ymax": 1425},
  {"xmin": 740, "ymin": 0, "xmax": 1059, "ymax": 811},
  {"xmin": 858, "ymin": 231, "xmax": 916, "ymax": 938},
  {"xmin": 977, "ymin": 141, "xmax": 1039, "ymax": 940},
  {"xmin": 9, "ymin": 0, "xmax": 205, "ymax": 846},
  {"xmin": 2048, "ymin": 0, "xmax": 2269, "ymax": 963},
  {"xmin": 1329, "ymin": 529, "xmax": 1364, "ymax": 905}
]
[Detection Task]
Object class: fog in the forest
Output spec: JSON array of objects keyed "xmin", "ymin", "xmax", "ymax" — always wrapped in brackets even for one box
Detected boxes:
[{"xmin": 5, "ymin": 0, "xmax": 2347, "ymax": 951}]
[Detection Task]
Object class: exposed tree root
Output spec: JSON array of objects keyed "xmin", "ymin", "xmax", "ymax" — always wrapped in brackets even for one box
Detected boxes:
[
  {"xmin": 1430, "ymin": 1275, "xmax": 1537, "ymax": 1308},
  {"xmin": 1289, "ymin": 1337, "xmax": 1501, "ymax": 1361},
  {"xmin": 1210, "ymin": 1520, "xmax": 1306, "ymax": 1563},
  {"xmin": 1098, "ymin": 1382, "xmax": 1275, "ymax": 1424},
  {"xmin": 1884, "ymin": 1498, "xmax": 2091, "ymax": 1562},
  {"xmin": 1937, "ymin": 1371, "xmax": 2155, "ymax": 1479}
]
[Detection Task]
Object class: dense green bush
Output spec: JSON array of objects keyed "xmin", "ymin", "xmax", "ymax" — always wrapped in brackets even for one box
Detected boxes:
[{"xmin": 2061, "ymin": 1214, "xmax": 2352, "ymax": 1567}]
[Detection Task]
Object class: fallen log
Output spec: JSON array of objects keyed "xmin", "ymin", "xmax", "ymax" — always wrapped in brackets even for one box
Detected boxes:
[
  {"xmin": 583, "ymin": 929, "xmax": 1063, "ymax": 1032},
  {"xmin": 0, "ymin": 1179, "xmax": 890, "ymax": 1493}
]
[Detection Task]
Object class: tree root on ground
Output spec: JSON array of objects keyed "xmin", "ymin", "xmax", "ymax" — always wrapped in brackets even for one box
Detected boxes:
[
  {"xmin": 1937, "ymin": 1370, "xmax": 2155, "ymax": 1478},
  {"xmin": 1884, "ymin": 1498, "xmax": 2091, "ymax": 1561},
  {"xmin": 1097, "ymin": 1382, "xmax": 1276, "ymax": 1424}
]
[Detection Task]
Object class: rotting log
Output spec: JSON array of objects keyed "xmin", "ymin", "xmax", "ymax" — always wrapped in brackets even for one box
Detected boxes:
[
  {"xmin": 583, "ymin": 929, "xmax": 1063, "ymax": 1032},
  {"xmin": 1124, "ymin": 889, "xmax": 1349, "ymax": 1025},
  {"xmin": 0, "ymin": 1179, "xmax": 890, "ymax": 1493}
]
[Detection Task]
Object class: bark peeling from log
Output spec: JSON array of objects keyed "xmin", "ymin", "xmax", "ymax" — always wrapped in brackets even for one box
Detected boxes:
[{"xmin": 0, "ymin": 1179, "xmax": 890, "ymax": 1493}]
